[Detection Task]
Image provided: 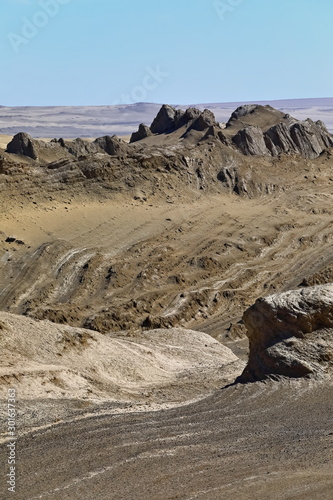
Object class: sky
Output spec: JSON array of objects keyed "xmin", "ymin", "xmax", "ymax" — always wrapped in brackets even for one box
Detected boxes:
[{"xmin": 1, "ymin": 0, "xmax": 332, "ymax": 106}]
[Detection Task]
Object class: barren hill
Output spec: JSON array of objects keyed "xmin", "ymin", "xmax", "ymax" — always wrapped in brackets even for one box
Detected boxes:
[
  {"xmin": 1, "ymin": 104, "xmax": 333, "ymax": 339},
  {"xmin": 0, "ymin": 103, "xmax": 333, "ymax": 499}
]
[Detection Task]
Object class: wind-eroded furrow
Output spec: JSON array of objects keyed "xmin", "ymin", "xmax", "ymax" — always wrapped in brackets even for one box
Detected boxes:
[
  {"xmin": 8, "ymin": 378, "xmax": 332, "ymax": 500},
  {"xmin": 0, "ymin": 193, "xmax": 332, "ymax": 334}
]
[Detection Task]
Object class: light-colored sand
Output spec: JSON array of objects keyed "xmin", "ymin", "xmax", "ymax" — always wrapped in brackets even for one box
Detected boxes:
[
  {"xmin": 0, "ymin": 311, "xmax": 242, "ymax": 402},
  {"xmin": 0, "ymin": 134, "xmax": 12, "ymax": 149}
]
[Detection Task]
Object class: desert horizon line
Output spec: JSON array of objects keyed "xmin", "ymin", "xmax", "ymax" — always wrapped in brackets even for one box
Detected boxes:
[{"xmin": 1, "ymin": 96, "xmax": 333, "ymax": 108}]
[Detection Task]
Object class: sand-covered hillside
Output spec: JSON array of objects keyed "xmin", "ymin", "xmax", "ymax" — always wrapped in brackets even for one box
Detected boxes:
[{"xmin": 0, "ymin": 103, "xmax": 332, "ymax": 499}]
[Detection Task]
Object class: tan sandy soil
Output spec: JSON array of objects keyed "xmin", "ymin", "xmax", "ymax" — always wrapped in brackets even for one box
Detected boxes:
[
  {"xmin": 0, "ymin": 377, "xmax": 331, "ymax": 500},
  {"xmin": 1, "ymin": 105, "xmax": 333, "ymax": 498},
  {"xmin": 0, "ymin": 134, "xmax": 12, "ymax": 150},
  {"xmin": 1, "ymin": 185, "xmax": 332, "ymax": 341}
]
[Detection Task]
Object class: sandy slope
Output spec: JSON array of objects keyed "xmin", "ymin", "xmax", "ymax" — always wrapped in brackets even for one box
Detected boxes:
[
  {"xmin": 1, "ymin": 184, "xmax": 332, "ymax": 341},
  {"xmin": 2, "ymin": 377, "xmax": 332, "ymax": 500},
  {"xmin": 0, "ymin": 311, "xmax": 243, "ymax": 435},
  {"xmin": 1, "ymin": 103, "xmax": 333, "ymax": 499},
  {"xmin": 0, "ymin": 311, "xmax": 240, "ymax": 400}
]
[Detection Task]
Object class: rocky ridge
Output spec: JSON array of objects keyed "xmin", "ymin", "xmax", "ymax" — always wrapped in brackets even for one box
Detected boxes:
[
  {"xmin": 1, "ymin": 103, "xmax": 333, "ymax": 337},
  {"xmin": 226, "ymin": 104, "xmax": 333, "ymax": 158},
  {"xmin": 129, "ymin": 103, "xmax": 333, "ymax": 159}
]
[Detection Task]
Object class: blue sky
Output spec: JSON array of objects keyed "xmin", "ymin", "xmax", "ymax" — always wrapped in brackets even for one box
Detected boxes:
[{"xmin": 1, "ymin": 0, "xmax": 332, "ymax": 106}]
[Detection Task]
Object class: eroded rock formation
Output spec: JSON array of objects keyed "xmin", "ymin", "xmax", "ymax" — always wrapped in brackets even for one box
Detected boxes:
[
  {"xmin": 6, "ymin": 132, "xmax": 39, "ymax": 160},
  {"xmin": 239, "ymin": 284, "xmax": 333, "ymax": 382}
]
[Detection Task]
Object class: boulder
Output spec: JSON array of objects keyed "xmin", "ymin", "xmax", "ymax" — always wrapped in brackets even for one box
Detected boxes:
[
  {"xmin": 130, "ymin": 124, "xmax": 152, "ymax": 143},
  {"xmin": 6, "ymin": 132, "xmax": 39, "ymax": 160},
  {"xmin": 238, "ymin": 284, "xmax": 333, "ymax": 382},
  {"xmin": 232, "ymin": 126, "xmax": 269, "ymax": 156}
]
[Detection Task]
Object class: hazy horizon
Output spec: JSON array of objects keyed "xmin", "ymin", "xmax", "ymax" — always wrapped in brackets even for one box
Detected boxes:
[{"xmin": 1, "ymin": 97, "xmax": 333, "ymax": 138}]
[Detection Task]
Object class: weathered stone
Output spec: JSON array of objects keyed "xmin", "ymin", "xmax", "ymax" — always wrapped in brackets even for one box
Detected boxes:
[
  {"xmin": 150, "ymin": 104, "xmax": 177, "ymax": 134},
  {"xmin": 6, "ymin": 132, "xmax": 39, "ymax": 160},
  {"xmin": 289, "ymin": 120, "xmax": 333, "ymax": 159},
  {"xmin": 264, "ymin": 122, "xmax": 299, "ymax": 156},
  {"xmin": 232, "ymin": 126, "xmax": 269, "ymax": 156},
  {"xmin": 130, "ymin": 124, "xmax": 152, "ymax": 143},
  {"xmin": 57, "ymin": 138, "xmax": 98, "ymax": 157},
  {"xmin": 191, "ymin": 109, "xmax": 217, "ymax": 131},
  {"xmin": 238, "ymin": 284, "xmax": 333, "ymax": 382},
  {"xmin": 227, "ymin": 104, "xmax": 258, "ymax": 124},
  {"xmin": 94, "ymin": 135, "xmax": 127, "ymax": 156}
]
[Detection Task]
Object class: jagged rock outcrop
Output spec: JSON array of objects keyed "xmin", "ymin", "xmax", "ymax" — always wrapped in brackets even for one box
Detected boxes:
[
  {"xmin": 264, "ymin": 122, "xmax": 299, "ymax": 156},
  {"xmin": 227, "ymin": 104, "xmax": 258, "ymax": 124},
  {"xmin": 203, "ymin": 126, "xmax": 229, "ymax": 145},
  {"xmin": 6, "ymin": 132, "xmax": 39, "ymax": 160},
  {"xmin": 55, "ymin": 135, "xmax": 127, "ymax": 157},
  {"xmin": 150, "ymin": 104, "xmax": 177, "ymax": 134},
  {"xmin": 190, "ymin": 109, "xmax": 217, "ymax": 131},
  {"xmin": 225, "ymin": 104, "xmax": 333, "ymax": 159},
  {"xmin": 230, "ymin": 111, "xmax": 333, "ymax": 159},
  {"xmin": 56, "ymin": 137, "xmax": 98, "ymax": 157},
  {"xmin": 238, "ymin": 284, "xmax": 333, "ymax": 382},
  {"xmin": 131, "ymin": 105, "xmax": 221, "ymax": 141},
  {"xmin": 289, "ymin": 119, "xmax": 333, "ymax": 159},
  {"xmin": 93, "ymin": 135, "xmax": 127, "ymax": 156},
  {"xmin": 232, "ymin": 126, "xmax": 269, "ymax": 156},
  {"xmin": 130, "ymin": 123, "xmax": 153, "ymax": 143}
]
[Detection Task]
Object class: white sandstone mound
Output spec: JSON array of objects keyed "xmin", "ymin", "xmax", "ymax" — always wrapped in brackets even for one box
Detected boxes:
[{"xmin": 0, "ymin": 312, "xmax": 240, "ymax": 401}]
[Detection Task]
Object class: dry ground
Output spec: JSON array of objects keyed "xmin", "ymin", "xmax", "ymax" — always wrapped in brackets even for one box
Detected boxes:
[
  {"xmin": 0, "ymin": 123, "xmax": 333, "ymax": 498},
  {"xmin": 1, "ymin": 378, "xmax": 332, "ymax": 500}
]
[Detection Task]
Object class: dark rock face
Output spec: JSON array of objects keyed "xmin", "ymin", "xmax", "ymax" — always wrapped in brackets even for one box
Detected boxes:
[
  {"xmin": 178, "ymin": 107, "xmax": 201, "ymax": 127},
  {"xmin": 150, "ymin": 104, "xmax": 177, "ymax": 134},
  {"xmin": 264, "ymin": 122, "xmax": 298, "ymax": 156},
  {"xmin": 131, "ymin": 105, "xmax": 220, "ymax": 142},
  {"xmin": 6, "ymin": 133, "xmax": 39, "ymax": 160},
  {"xmin": 232, "ymin": 115, "xmax": 333, "ymax": 159},
  {"xmin": 289, "ymin": 119, "xmax": 333, "ymax": 159},
  {"xmin": 94, "ymin": 135, "xmax": 127, "ymax": 156},
  {"xmin": 57, "ymin": 138, "xmax": 98, "ymax": 157},
  {"xmin": 238, "ymin": 284, "xmax": 333, "ymax": 382},
  {"xmin": 232, "ymin": 126, "xmax": 269, "ymax": 156},
  {"xmin": 191, "ymin": 109, "xmax": 217, "ymax": 131},
  {"xmin": 130, "ymin": 124, "xmax": 152, "ymax": 143}
]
